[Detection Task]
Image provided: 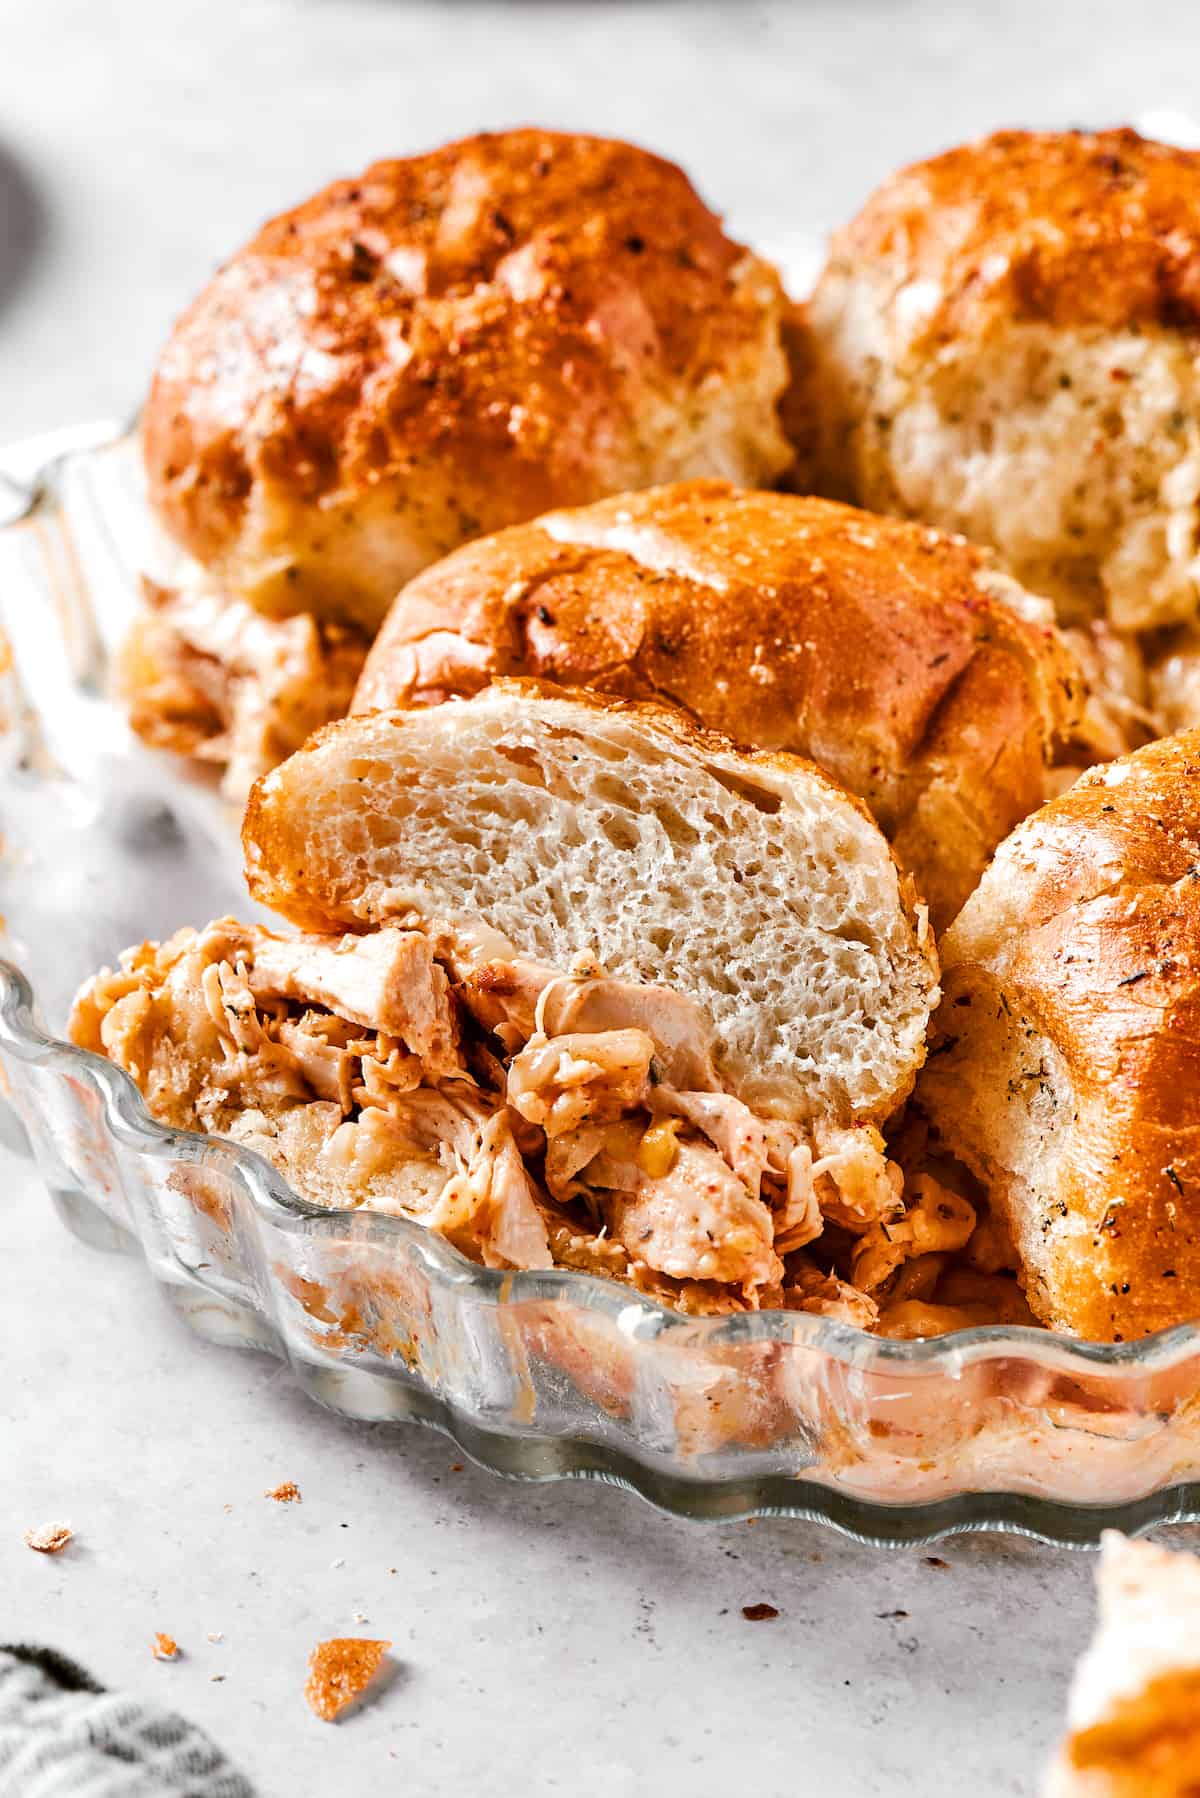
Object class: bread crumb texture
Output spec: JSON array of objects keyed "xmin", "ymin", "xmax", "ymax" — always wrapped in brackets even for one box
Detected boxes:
[
  {"xmin": 305, "ymin": 1638, "xmax": 392, "ymax": 1722},
  {"xmin": 264, "ymin": 1480, "xmax": 302, "ymax": 1503},
  {"xmin": 23, "ymin": 1522, "xmax": 72, "ymax": 1555}
]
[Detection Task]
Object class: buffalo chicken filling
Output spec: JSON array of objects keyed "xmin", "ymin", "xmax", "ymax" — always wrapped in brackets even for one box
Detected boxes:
[{"xmin": 70, "ymin": 919, "xmax": 1027, "ymax": 1334}]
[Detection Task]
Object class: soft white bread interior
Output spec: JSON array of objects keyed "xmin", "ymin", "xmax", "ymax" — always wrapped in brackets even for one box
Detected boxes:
[
  {"xmin": 244, "ymin": 683, "xmax": 938, "ymax": 1123},
  {"xmin": 1044, "ymin": 1533, "xmax": 1200, "ymax": 1797},
  {"xmin": 801, "ymin": 129, "xmax": 1200, "ymax": 640},
  {"xmin": 352, "ymin": 480, "xmax": 1089, "ymax": 933}
]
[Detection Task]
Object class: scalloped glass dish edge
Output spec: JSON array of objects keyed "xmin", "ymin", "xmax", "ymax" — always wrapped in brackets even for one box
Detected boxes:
[
  {"xmin": 6, "ymin": 426, "xmax": 1200, "ymax": 1543},
  {"xmin": 8, "ymin": 958, "xmax": 1200, "ymax": 1544}
]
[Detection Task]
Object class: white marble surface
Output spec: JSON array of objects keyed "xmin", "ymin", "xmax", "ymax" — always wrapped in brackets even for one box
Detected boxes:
[{"xmin": 5, "ymin": 3, "xmax": 1200, "ymax": 1793}]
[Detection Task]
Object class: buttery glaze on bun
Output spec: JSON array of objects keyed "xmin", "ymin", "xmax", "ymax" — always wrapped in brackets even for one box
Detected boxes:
[
  {"xmin": 353, "ymin": 481, "xmax": 1084, "ymax": 929},
  {"xmin": 1045, "ymin": 1534, "xmax": 1200, "ymax": 1797},
  {"xmin": 801, "ymin": 129, "xmax": 1200, "ymax": 649},
  {"xmin": 917, "ymin": 728, "xmax": 1200, "ymax": 1341},
  {"xmin": 143, "ymin": 129, "xmax": 793, "ymax": 636}
]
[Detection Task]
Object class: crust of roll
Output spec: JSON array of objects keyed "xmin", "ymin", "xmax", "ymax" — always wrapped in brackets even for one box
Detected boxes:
[
  {"xmin": 823, "ymin": 128, "xmax": 1200, "ymax": 347},
  {"xmin": 801, "ymin": 129, "xmax": 1200, "ymax": 641},
  {"xmin": 142, "ymin": 130, "xmax": 792, "ymax": 632},
  {"xmin": 918, "ymin": 729, "xmax": 1200, "ymax": 1339}
]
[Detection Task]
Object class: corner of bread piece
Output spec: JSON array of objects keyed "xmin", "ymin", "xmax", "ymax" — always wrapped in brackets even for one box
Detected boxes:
[
  {"xmin": 1046, "ymin": 1532, "xmax": 1200, "ymax": 1796},
  {"xmin": 241, "ymin": 709, "xmax": 403, "ymax": 932}
]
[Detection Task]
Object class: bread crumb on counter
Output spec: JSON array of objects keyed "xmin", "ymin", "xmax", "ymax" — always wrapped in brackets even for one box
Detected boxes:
[
  {"xmin": 264, "ymin": 1480, "xmax": 302, "ymax": 1503},
  {"xmin": 305, "ymin": 1638, "xmax": 392, "ymax": 1722},
  {"xmin": 24, "ymin": 1522, "xmax": 72, "ymax": 1555}
]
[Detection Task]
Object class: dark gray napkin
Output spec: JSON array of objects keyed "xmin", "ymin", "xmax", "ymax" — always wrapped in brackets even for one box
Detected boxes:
[{"xmin": 0, "ymin": 1646, "xmax": 256, "ymax": 1797}]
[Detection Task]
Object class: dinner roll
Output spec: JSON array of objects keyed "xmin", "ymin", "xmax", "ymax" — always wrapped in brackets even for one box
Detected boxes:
[
  {"xmin": 143, "ymin": 129, "xmax": 793, "ymax": 636},
  {"xmin": 802, "ymin": 129, "xmax": 1200, "ymax": 647},
  {"xmin": 243, "ymin": 682, "xmax": 938, "ymax": 1122},
  {"xmin": 353, "ymin": 481, "xmax": 1085, "ymax": 929},
  {"xmin": 75, "ymin": 685, "xmax": 940, "ymax": 1324},
  {"xmin": 917, "ymin": 728, "xmax": 1200, "ymax": 1340},
  {"xmin": 1045, "ymin": 1534, "xmax": 1200, "ymax": 1796}
]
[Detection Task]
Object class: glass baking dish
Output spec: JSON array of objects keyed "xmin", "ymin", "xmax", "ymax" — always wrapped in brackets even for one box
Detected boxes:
[{"xmin": 6, "ymin": 429, "xmax": 1200, "ymax": 1547}]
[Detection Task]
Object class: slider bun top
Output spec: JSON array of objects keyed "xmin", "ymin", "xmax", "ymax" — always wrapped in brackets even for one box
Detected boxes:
[
  {"xmin": 143, "ymin": 129, "xmax": 793, "ymax": 633},
  {"xmin": 354, "ymin": 480, "xmax": 1083, "ymax": 929}
]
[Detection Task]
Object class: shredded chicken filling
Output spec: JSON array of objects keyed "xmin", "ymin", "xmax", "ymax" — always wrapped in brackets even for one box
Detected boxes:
[
  {"xmin": 72, "ymin": 918, "xmax": 1022, "ymax": 1332},
  {"xmin": 122, "ymin": 580, "xmax": 370, "ymax": 800}
]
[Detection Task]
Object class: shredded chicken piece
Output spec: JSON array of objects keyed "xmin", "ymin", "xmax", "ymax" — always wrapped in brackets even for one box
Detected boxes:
[
  {"xmin": 542, "ymin": 1122, "xmax": 613, "ymax": 1204},
  {"xmin": 427, "ymin": 1111, "xmax": 553, "ymax": 1269},
  {"xmin": 541, "ymin": 975, "xmax": 721, "ymax": 1092},
  {"xmin": 784, "ymin": 1260, "xmax": 880, "ymax": 1331},
  {"xmin": 461, "ymin": 959, "xmax": 720, "ymax": 1089},
  {"xmin": 507, "ymin": 1029, "xmax": 655, "ymax": 1137},
  {"xmin": 810, "ymin": 1124, "xmax": 905, "ymax": 1233},
  {"xmin": 585, "ymin": 1134, "xmax": 783, "ymax": 1293},
  {"xmin": 71, "ymin": 920, "xmax": 1013, "ymax": 1334},
  {"xmin": 457, "ymin": 957, "xmax": 549, "ymax": 1049},
  {"xmin": 123, "ymin": 579, "xmax": 368, "ymax": 801},
  {"xmin": 322, "ymin": 1085, "xmax": 496, "ymax": 1197},
  {"xmin": 851, "ymin": 1175, "xmax": 977, "ymax": 1295},
  {"xmin": 772, "ymin": 1143, "xmax": 826, "ymax": 1253},
  {"xmin": 655, "ymin": 1087, "xmax": 769, "ymax": 1193},
  {"xmin": 539, "ymin": 1211, "xmax": 633, "ymax": 1282},
  {"xmin": 246, "ymin": 927, "xmax": 463, "ymax": 1077}
]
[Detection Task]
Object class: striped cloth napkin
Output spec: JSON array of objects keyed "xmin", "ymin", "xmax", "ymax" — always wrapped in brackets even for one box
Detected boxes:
[{"xmin": 0, "ymin": 1646, "xmax": 255, "ymax": 1797}]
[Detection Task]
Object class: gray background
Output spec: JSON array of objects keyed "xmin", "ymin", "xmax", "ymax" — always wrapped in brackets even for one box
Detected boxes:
[
  {"xmin": 5, "ymin": 0, "xmax": 1200, "ymax": 437},
  {"xmin": 5, "ymin": 3, "xmax": 1200, "ymax": 1794}
]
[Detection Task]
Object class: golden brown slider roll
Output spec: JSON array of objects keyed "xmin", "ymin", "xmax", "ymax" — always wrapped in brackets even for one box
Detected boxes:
[
  {"xmin": 918, "ymin": 728, "xmax": 1200, "ymax": 1340},
  {"xmin": 74, "ymin": 684, "xmax": 945, "ymax": 1326},
  {"xmin": 799, "ymin": 128, "xmax": 1200, "ymax": 735},
  {"xmin": 130, "ymin": 129, "xmax": 794, "ymax": 795},
  {"xmin": 1045, "ymin": 1534, "xmax": 1200, "ymax": 1797},
  {"xmin": 353, "ymin": 481, "xmax": 1085, "ymax": 931},
  {"xmin": 143, "ymin": 128, "xmax": 792, "ymax": 634}
]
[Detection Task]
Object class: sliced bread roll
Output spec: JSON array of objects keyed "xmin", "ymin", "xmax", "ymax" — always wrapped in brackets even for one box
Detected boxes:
[
  {"xmin": 75, "ymin": 685, "xmax": 941, "ymax": 1322},
  {"xmin": 352, "ymin": 482, "xmax": 1086, "ymax": 931},
  {"xmin": 244, "ymin": 682, "xmax": 937, "ymax": 1121}
]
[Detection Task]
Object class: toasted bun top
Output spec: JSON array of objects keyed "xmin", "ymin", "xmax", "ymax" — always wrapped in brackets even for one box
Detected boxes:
[
  {"xmin": 353, "ymin": 481, "xmax": 1082, "ymax": 929},
  {"xmin": 142, "ymin": 130, "xmax": 791, "ymax": 631},
  {"xmin": 947, "ymin": 728, "xmax": 1200, "ymax": 941},
  {"xmin": 824, "ymin": 127, "xmax": 1200, "ymax": 346},
  {"xmin": 933, "ymin": 729, "xmax": 1200, "ymax": 1339},
  {"xmin": 243, "ymin": 683, "xmax": 938, "ymax": 1121}
]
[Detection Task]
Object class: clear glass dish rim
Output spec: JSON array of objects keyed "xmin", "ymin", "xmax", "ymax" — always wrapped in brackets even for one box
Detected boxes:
[
  {"xmin": 7, "ymin": 954, "xmax": 1200, "ymax": 1383},
  {"xmin": 9, "ymin": 422, "xmax": 1200, "ymax": 1543}
]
